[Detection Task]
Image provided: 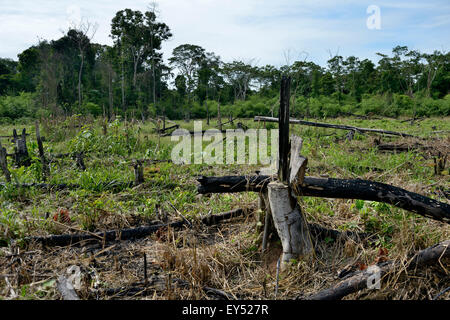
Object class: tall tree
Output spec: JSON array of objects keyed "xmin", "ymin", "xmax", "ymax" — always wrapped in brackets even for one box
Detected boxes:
[
  {"xmin": 169, "ymin": 44, "xmax": 206, "ymax": 119},
  {"xmin": 67, "ymin": 21, "xmax": 98, "ymax": 108},
  {"xmin": 111, "ymin": 8, "xmax": 172, "ymax": 114},
  {"xmin": 222, "ymin": 60, "xmax": 257, "ymax": 101}
]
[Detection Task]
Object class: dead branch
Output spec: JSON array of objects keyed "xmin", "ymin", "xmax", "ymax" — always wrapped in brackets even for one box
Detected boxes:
[
  {"xmin": 18, "ymin": 209, "xmax": 248, "ymax": 248},
  {"xmin": 254, "ymin": 116, "xmax": 419, "ymax": 138},
  {"xmin": 304, "ymin": 240, "xmax": 450, "ymax": 300},
  {"xmin": 197, "ymin": 175, "xmax": 450, "ymax": 224},
  {"xmin": 23, "ymin": 220, "xmax": 186, "ymax": 247}
]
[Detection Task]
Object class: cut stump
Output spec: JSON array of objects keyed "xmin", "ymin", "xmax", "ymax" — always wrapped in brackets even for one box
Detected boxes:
[{"xmin": 267, "ymin": 181, "xmax": 313, "ymax": 267}]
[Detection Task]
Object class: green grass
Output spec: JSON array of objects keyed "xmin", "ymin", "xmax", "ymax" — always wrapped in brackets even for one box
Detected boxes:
[{"xmin": 0, "ymin": 115, "xmax": 448, "ymax": 300}]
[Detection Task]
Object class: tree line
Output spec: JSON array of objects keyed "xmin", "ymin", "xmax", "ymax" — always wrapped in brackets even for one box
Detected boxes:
[{"xmin": 0, "ymin": 8, "xmax": 449, "ymax": 122}]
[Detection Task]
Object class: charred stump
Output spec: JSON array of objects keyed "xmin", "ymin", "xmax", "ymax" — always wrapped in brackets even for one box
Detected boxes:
[{"xmin": 14, "ymin": 129, "xmax": 31, "ymax": 167}]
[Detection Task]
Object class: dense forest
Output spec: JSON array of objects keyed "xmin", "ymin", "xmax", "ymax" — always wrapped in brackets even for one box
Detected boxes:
[{"xmin": 0, "ymin": 8, "xmax": 449, "ymax": 123}]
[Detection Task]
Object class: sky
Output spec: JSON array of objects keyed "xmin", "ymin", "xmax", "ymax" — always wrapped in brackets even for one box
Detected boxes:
[{"xmin": 0, "ymin": 0, "xmax": 449, "ymax": 67}]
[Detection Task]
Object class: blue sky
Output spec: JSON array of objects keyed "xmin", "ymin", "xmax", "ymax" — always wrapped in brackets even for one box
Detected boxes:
[{"xmin": 0, "ymin": 0, "xmax": 449, "ymax": 67}]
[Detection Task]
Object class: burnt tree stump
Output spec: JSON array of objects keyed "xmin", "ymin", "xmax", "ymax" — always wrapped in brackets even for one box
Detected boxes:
[
  {"xmin": 0, "ymin": 141, "xmax": 11, "ymax": 182},
  {"xmin": 266, "ymin": 76, "xmax": 313, "ymax": 268},
  {"xmin": 133, "ymin": 160, "xmax": 144, "ymax": 185},
  {"xmin": 73, "ymin": 152, "xmax": 86, "ymax": 171},
  {"xmin": 14, "ymin": 129, "xmax": 31, "ymax": 167},
  {"xmin": 35, "ymin": 121, "xmax": 50, "ymax": 181}
]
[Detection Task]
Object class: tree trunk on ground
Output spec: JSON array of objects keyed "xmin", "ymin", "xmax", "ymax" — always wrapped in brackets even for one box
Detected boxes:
[
  {"xmin": 254, "ymin": 116, "xmax": 419, "ymax": 138},
  {"xmin": 305, "ymin": 240, "xmax": 450, "ymax": 300},
  {"xmin": 196, "ymin": 175, "xmax": 450, "ymax": 224}
]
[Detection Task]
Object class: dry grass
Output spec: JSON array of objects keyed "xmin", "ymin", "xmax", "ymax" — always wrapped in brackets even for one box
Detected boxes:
[
  {"xmin": 1, "ymin": 208, "xmax": 448, "ymax": 300},
  {"xmin": 0, "ymin": 117, "xmax": 449, "ymax": 300}
]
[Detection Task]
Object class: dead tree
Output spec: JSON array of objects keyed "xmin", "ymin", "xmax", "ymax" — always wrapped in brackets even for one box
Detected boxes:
[
  {"xmin": 13, "ymin": 129, "xmax": 31, "ymax": 167},
  {"xmin": 156, "ymin": 124, "xmax": 179, "ymax": 135},
  {"xmin": 0, "ymin": 141, "xmax": 11, "ymax": 182},
  {"xmin": 73, "ymin": 152, "xmax": 86, "ymax": 171},
  {"xmin": 195, "ymin": 78, "xmax": 449, "ymax": 270},
  {"xmin": 133, "ymin": 160, "xmax": 144, "ymax": 185},
  {"xmin": 218, "ymin": 76, "xmax": 313, "ymax": 267},
  {"xmin": 197, "ymin": 175, "xmax": 450, "ymax": 224},
  {"xmin": 305, "ymin": 240, "xmax": 450, "ymax": 300},
  {"xmin": 35, "ymin": 121, "xmax": 50, "ymax": 181},
  {"xmin": 265, "ymin": 76, "xmax": 313, "ymax": 267},
  {"xmin": 254, "ymin": 116, "xmax": 419, "ymax": 138},
  {"xmin": 67, "ymin": 20, "xmax": 98, "ymax": 108},
  {"xmin": 434, "ymin": 151, "xmax": 447, "ymax": 175},
  {"xmin": 217, "ymin": 101, "xmax": 222, "ymax": 131}
]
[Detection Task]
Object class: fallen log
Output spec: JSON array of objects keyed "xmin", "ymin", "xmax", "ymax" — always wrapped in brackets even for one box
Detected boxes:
[
  {"xmin": 163, "ymin": 129, "xmax": 228, "ymax": 137},
  {"xmin": 400, "ymin": 117, "xmax": 424, "ymax": 123},
  {"xmin": 0, "ymin": 182, "xmax": 79, "ymax": 190},
  {"xmin": 0, "ymin": 181, "xmax": 134, "ymax": 191},
  {"xmin": 0, "ymin": 133, "xmax": 30, "ymax": 139},
  {"xmin": 254, "ymin": 116, "xmax": 419, "ymax": 138},
  {"xmin": 201, "ymin": 208, "xmax": 246, "ymax": 226},
  {"xmin": 375, "ymin": 143, "xmax": 432, "ymax": 152},
  {"xmin": 94, "ymin": 278, "xmax": 236, "ymax": 300},
  {"xmin": 215, "ymin": 117, "xmax": 236, "ymax": 128},
  {"xmin": 130, "ymin": 159, "xmax": 172, "ymax": 166},
  {"xmin": 23, "ymin": 220, "xmax": 187, "ymax": 247},
  {"xmin": 202, "ymin": 207, "xmax": 372, "ymax": 243},
  {"xmin": 155, "ymin": 124, "xmax": 179, "ymax": 134},
  {"xmin": 308, "ymin": 223, "xmax": 375, "ymax": 243},
  {"xmin": 304, "ymin": 240, "xmax": 450, "ymax": 300},
  {"xmin": 19, "ymin": 209, "xmax": 248, "ymax": 248},
  {"xmin": 197, "ymin": 175, "xmax": 450, "ymax": 224},
  {"xmin": 14, "ymin": 205, "xmax": 375, "ymax": 251}
]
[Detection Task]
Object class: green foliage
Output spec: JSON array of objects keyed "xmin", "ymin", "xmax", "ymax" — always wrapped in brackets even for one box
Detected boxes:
[
  {"xmin": 67, "ymin": 119, "xmax": 138, "ymax": 156},
  {"xmin": 0, "ymin": 92, "xmax": 36, "ymax": 120},
  {"xmin": 1, "ymin": 14, "xmax": 449, "ymax": 120},
  {"xmin": 82, "ymin": 102, "xmax": 102, "ymax": 116},
  {"xmin": 415, "ymin": 94, "xmax": 450, "ymax": 116},
  {"xmin": 360, "ymin": 94, "xmax": 391, "ymax": 116}
]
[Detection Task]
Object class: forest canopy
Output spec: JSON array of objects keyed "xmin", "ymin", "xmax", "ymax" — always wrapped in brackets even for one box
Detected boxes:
[{"xmin": 0, "ymin": 8, "xmax": 449, "ymax": 123}]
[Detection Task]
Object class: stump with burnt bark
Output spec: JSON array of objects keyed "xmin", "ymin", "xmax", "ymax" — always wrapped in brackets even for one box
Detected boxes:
[
  {"xmin": 262, "ymin": 76, "xmax": 314, "ymax": 267},
  {"xmin": 13, "ymin": 129, "xmax": 31, "ymax": 167},
  {"xmin": 0, "ymin": 141, "xmax": 11, "ymax": 182}
]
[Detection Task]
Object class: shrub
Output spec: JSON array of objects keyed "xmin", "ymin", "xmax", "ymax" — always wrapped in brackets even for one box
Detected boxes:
[
  {"xmin": 392, "ymin": 94, "xmax": 413, "ymax": 115},
  {"xmin": 190, "ymin": 101, "xmax": 207, "ymax": 119},
  {"xmin": 418, "ymin": 95, "xmax": 450, "ymax": 116},
  {"xmin": 82, "ymin": 102, "xmax": 102, "ymax": 117},
  {"xmin": 360, "ymin": 94, "xmax": 390, "ymax": 115},
  {"xmin": 0, "ymin": 92, "xmax": 36, "ymax": 120}
]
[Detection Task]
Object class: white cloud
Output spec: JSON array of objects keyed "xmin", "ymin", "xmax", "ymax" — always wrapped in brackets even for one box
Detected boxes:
[{"xmin": 0, "ymin": 0, "xmax": 448, "ymax": 67}]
